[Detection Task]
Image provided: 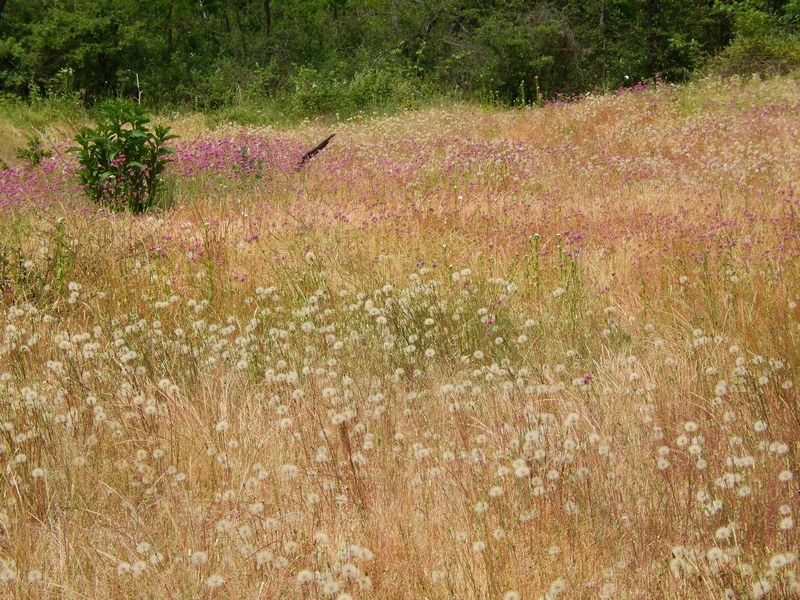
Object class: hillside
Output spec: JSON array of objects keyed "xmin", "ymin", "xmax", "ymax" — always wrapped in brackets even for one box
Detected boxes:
[{"xmin": 0, "ymin": 76, "xmax": 798, "ymax": 598}]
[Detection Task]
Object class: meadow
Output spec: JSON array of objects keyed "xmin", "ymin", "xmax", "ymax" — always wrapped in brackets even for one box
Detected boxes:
[{"xmin": 0, "ymin": 76, "xmax": 799, "ymax": 599}]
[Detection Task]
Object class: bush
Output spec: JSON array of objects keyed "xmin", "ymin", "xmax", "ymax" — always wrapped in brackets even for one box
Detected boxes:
[
  {"xmin": 16, "ymin": 135, "xmax": 52, "ymax": 168},
  {"xmin": 71, "ymin": 100, "xmax": 177, "ymax": 213},
  {"xmin": 284, "ymin": 61, "xmax": 427, "ymax": 119},
  {"xmin": 709, "ymin": 6, "xmax": 800, "ymax": 76}
]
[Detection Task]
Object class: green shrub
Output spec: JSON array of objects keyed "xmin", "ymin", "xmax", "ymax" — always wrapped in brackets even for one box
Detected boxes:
[
  {"xmin": 288, "ymin": 67, "xmax": 340, "ymax": 115},
  {"xmin": 16, "ymin": 135, "xmax": 52, "ymax": 168},
  {"xmin": 71, "ymin": 100, "xmax": 177, "ymax": 213},
  {"xmin": 284, "ymin": 61, "xmax": 427, "ymax": 119},
  {"xmin": 709, "ymin": 5, "xmax": 800, "ymax": 76}
]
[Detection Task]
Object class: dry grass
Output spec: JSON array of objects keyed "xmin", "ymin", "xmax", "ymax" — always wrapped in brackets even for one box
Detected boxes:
[{"xmin": 1, "ymin": 75, "xmax": 799, "ymax": 599}]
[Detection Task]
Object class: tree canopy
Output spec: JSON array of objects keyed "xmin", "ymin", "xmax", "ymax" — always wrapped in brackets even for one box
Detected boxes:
[{"xmin": 0, "ymin": 0, "xmax": 798, "ymax": 112}]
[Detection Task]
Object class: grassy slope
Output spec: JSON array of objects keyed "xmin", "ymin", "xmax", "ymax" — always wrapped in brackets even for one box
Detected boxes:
[{"xmin": 0, "ymin": 76, "xmax": 799, "ymax": 598}]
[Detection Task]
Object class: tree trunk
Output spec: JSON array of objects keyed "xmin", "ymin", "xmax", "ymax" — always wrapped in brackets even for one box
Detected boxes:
[
  {"xmin": 263, "ymin": 0, "xmax": 271, "ymax": 40},
  {"xmin": 228, "ymin": 0, "xmax": 247, "ymax": 59},
  {"xmin": 166, "ymin": 0, "xmax": 175, "ymax": 59},
  {"xmin": 645, "ymin": 0, "xmax": 661, "ymax": 63}
]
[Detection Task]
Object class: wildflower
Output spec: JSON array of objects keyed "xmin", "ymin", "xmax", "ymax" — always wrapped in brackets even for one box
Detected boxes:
[
  {"xmin": 513, "ymin": 460, "xmax": 530, "ymax": 478},
  {"xmin": 600, "ymin": 582, "xmax": 617, "ymax": 599},
  {"xmin": 255, "ymin": 550, "xmax": 273, "ymax": 567},
  {"xmin": 205, "ymin": 574, "xmax": 224, "ymax": 588},
  {"xmin": 27, "ymin": 570, "xmax": 43, "ymax": 583},
  {"xmin": 281, "ymin": 464, "xmax": 299, "ymax": 479},
  {"xmin": 549, "ymin": 579, "xmax": 567, "ymax": 596},
  {"xmin": 341, "ymin": 563, "xmax": 361, "ymax": 580},
  {"xmin": 189, "ymin": 551, "xmax": 209, "ymax": 567},
  {"xmin": 131, "ymin": 561, "xmax": 147, "ymax": 577},
  {"xmin": 215, "ymin": 519, "xmax": 233, "ymax": 533},
  {"xmin": 751, "ymin": 580, "xmax": 771, "ymax": 599},
  {"xmin": 431, "ymin": 570, "xmax": 447, "ymax": 582},
  {"xmin": 706, "ymin": 547, "xmax": 727, "ymax": 567},
  {"xmin": 296, "ymin": 569, "xmax": 314, "ymax": 584},
  {"xmin": 320, "ymin": 579, "xmax": 340, "ymax": 596},
  {"xmin": 770, "ymin": 553, "xmax": 792, "ymax": 570},
  {"xmin": 314, "ymin": 531, "xmax": 329, "ymax": 545},
  {"xmin": 136, "ymin": 542, "xmax": 151, "ymax": 554},
  {"xmin": 769, "ymin": 442, "xmax": 789, "ymax": 455},
  {"xmin": 714, "ymin": 524, "xmax": 734, "ymax": 541}
]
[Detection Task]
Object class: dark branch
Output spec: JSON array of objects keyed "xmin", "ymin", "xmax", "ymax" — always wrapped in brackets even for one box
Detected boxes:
[{"xmin": 298, "ymin": 133, "xmax": 335, "ymax": 168}]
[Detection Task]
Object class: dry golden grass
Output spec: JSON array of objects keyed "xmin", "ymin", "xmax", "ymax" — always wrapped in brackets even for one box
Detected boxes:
[{"xmin": 1, "ymin": 76, "xmax": 799, "ymax": 599}]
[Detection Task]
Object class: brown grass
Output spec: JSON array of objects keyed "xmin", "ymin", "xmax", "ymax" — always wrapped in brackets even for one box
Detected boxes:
[{"xmin": 0, "ymin": 75, "xmax": 799, "ymax": 599}]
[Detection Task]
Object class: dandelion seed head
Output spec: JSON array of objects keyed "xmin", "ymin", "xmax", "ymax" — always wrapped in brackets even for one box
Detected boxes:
[
  {"xmin": 27, "ymin": 569, "xmax": 43, "ymax": 583},
  {"xmin": 296, "ymin": 569, "xmax": 314, "ymax": 584}
]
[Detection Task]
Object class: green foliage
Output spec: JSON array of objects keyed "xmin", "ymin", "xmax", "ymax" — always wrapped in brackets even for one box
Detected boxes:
[
  {"xmin": 0, "ymin": 93, "xmax": 87, "ymax": 132},
  {"xmin": 440, "ymin": 5, "xmax": 581, "ymax": 104},
  {"xmin": 15, "ymin": 135, "xmax": 52, "ymax": 168},
  {"xmin": 784, "ymin": 0, "xmax": 800, "ymax": 28},
  {"xmin": 0, "ymin": 0, "xmax": 798, "ymax": 113},
  {"xmin": 710, "ymin": 2, "xmax": 800, "ymax": 75},
  {"xmin": 284, "ymin": 60, "xmax": 427, "ymax": 118},
  {"xmin": 0, "ymin": 217, "xmax": 74, "ymax": 309},
  {"xmin": 0, "ymin": 37, "xmax": 27, "ymax": 93},
  {"xmin": 71, "ymin": 101, "xmax": 177, "ymax": 213}
]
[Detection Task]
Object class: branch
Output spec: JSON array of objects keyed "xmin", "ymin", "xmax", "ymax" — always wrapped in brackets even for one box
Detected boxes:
[{"xmin": 297, "ymin": 133, "xmax": 335, "ymax": 169}]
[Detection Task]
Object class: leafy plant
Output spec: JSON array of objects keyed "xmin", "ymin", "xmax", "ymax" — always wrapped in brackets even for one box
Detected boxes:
[
  {"xmin": 709, "ymin": 2, "xmax": 800, "ymax": 76},
  {"xmin": 71, "ymin": 100, "xmax": 177, "ymax": 213},
  {"xmin": 16, "ymin": 134, "xmax": 52, "ymax": 168}
]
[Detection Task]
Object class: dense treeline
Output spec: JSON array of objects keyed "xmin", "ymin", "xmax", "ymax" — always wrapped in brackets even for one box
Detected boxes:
[{"xmin": 0, "ymin": 0, "xmax": 798, "ymax": 114}]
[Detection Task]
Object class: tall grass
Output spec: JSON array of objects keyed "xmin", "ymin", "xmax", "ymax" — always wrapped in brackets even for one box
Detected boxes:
[{"xmin": 0, "ymin": 76, "xmax": 798, "ymax": 598}]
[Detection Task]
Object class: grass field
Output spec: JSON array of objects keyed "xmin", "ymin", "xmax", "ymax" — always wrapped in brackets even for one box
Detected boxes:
[{"xmin": 0, "ymin": 76, "xmax": 799, "ymax": 599}]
